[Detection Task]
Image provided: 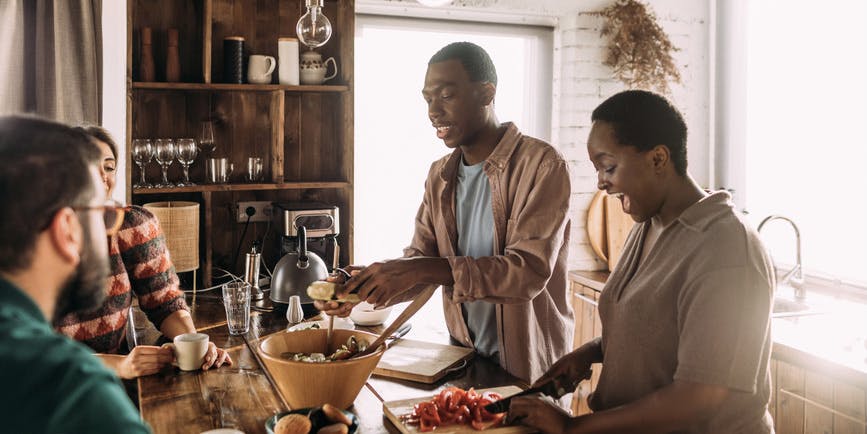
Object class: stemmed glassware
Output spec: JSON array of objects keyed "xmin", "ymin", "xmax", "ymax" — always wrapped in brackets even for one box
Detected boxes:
[
  {"xmin": 175, "ymin": 138, "xmax": 198, "ymax": 186},
  {"xmin": 153, "ymin": 138, "xmax": 176, "ymax": 188},
  {"xmin": 132, "ymin": 139, "xmax": 154, "ymax": 189},
  {"xmin": 199, "ymin": 121, "xmax": 216, "ymax": 155}
]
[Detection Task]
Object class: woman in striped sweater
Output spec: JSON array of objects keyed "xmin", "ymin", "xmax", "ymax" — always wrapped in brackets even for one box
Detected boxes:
[{"xmin": 55, "ymin": 127, "xmax": 232, "ymax": 379}]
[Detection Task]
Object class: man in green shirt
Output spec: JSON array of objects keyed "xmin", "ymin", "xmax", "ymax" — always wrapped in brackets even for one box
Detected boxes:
[{"xmin": 0, "ymin": 116, "xmax": 152, "ymax": 433}]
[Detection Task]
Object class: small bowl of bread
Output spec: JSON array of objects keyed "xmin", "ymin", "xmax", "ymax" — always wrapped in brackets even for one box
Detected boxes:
[{"xmin": 266, "ymin": 404, "xmax": 358, "ymax": 434}]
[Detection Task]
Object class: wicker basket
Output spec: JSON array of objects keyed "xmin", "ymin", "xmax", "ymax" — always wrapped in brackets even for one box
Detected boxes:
[{"xmin": 143, "ymin": 201, "xmax": 199, "ymax": 272}]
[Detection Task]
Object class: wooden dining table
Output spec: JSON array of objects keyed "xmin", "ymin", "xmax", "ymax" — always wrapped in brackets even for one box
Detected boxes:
[{"xmin": 137, "ymin": 291, "xmax": 524, "ymax": 434}]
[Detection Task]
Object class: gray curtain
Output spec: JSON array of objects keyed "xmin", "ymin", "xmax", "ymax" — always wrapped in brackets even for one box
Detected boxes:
[{"xmin": 0, "ymin": 0, "xmax": 102, "ymax": 124}]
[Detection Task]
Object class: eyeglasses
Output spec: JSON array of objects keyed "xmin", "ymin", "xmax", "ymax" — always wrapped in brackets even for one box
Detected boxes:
[{"xmin": 71, "ymin": 201, "xmax": 126, "ymax": 236}]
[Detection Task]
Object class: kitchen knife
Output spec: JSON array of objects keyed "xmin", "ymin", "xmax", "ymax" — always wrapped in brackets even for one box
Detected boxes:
[
  {"xmin": 386, "ymin": 322, "xmax": 412, "ymax": 343},
  {"xmin": 483, "ymin": 381, "xmax": 566, "ymax": 414}
]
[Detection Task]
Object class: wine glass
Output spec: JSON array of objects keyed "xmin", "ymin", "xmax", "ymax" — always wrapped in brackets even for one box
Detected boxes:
[
  {"xmin": 153, "ymin": 138, "xmax": 176, "ymax": 188},
  {"xmin": 199, "ymin": 121, "xmax": 216, "ymax": 155},
  {"xmin": 131, "ymin": 139, "xmax": 154, "ymax": 189},
  {"xmin": 175, "ymin": 138, "xmax": 198, "ymax": 186}
]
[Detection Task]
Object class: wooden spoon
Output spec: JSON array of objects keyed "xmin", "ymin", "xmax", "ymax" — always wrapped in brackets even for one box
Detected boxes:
[{"xmin": 349, "ymin": 286, "xmax": 436, "ymax": 359}]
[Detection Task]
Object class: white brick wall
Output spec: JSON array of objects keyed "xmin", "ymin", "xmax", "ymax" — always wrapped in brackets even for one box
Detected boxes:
[
  {"xmin": 360, "ymin": 0, "xmax": 711, "ymax": 271},
  {"xmin": 553, "ymin": 0, "xmax": 711, "ymax": 271}
]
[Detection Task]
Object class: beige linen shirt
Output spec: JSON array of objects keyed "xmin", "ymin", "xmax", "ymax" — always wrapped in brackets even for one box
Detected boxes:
[
  {"xmin": 590, "ymin": 191, "xmax": 775, "ymax": 433},
  {"xmin": 398, "ymin": 122, "xmax": 574, "ymax": 383}
]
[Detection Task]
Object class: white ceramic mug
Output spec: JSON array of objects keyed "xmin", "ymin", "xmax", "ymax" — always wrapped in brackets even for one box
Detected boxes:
[
  {"xmin": 247, "ymin": 54, "xmax": 276, "ymax": 84},
  {"xmin": 277, "ymin": 37, "xmax": 300, "ymax": 86},
  {"xmin": 162, "ymin": 333, "xmax": 209, "ymax": 371}
]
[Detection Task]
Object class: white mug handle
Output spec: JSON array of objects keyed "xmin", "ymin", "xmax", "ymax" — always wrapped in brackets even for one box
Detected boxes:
[
  {"xmin": 161, "ymin": 343, "xmax": 179, "ymax": 367},
  {"xmin": 265, "ymin": 56, "xmax": 277, "ymax": 76},
  {"xmin": 323, "ymin": 57, "xmax": 338, "ymax": 82}
]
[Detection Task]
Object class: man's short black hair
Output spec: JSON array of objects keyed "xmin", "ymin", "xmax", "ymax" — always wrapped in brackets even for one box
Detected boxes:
[
  {"xmin": 0, "ymin": 116, "xmax": 100, "ymax": 272},
  {"xmin": 591, "ymin": 90, "xmax": 688, "ymax": 176},
  {"xmin": 429, "ymin": 41, "xmax": 498, "ymax": 86}
]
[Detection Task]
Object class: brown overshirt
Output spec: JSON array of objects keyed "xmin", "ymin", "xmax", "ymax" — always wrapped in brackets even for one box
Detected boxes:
[{"xmin": 397, "ymin": 122, "xmax": 574, "ymax": 383}]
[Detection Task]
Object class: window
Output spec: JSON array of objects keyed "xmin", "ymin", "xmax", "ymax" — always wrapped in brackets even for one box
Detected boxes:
[
  {"xmin": 727, "ymin": 0, "xmax": 867, "ymax": 285},
  {"xmin": 353, "ymin": 15, "xmax": 553, "ymax": 265}
]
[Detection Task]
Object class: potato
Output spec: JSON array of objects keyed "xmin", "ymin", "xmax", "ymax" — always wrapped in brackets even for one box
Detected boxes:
[
  {"xmin": 274, "ymin": 413, "xmax": 312, "ymax": 434},
  {"xmin": 322, "ymin": 403, "xmax": 352, "ymax": 425},
  {"xmin": 316, "ymin": 423, "xmax": 349, "ymax": 434},
  {"xmin": 308, "ymin": 281, "xmax": 361, "ymax": 304},
  {"xmin": 307, "ymin": 281, "xmax": 337, "ymax": 300}
]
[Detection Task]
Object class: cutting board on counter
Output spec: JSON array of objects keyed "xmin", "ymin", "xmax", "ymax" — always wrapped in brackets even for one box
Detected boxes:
[
  {"xmin": 586, "ymin": 191, "xmax": 635, "ymax": 272},
  {"xmin": 383, "ymin": 385, "xmax": 535, "ymax": 434},
  {"xmin": 374, "ymin": 339, "xmax": 475, "ymax": 383}
]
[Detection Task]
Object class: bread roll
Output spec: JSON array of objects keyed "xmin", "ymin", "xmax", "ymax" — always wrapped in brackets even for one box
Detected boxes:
[
  {"xmin": 274, "ymin": 413, "xmax": 312, "ymax": 434},
  {"xmin": 316, "ymin": 423, "xmax": 349, "ymax": 434},
  {"xmin": 322, "ymin": 403, "xmax": 352, "ymax": 425}
]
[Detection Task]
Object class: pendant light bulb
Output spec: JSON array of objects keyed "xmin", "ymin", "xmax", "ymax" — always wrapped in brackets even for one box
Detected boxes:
[{"xmin": 296, "ymin": 0, "xmax": 332, "ymax": 49}]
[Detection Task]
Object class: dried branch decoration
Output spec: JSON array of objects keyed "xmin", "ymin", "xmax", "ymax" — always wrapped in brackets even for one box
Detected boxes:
[{"xmin": 587, "ymin": 0, "xmax": 682, "ymax": 94}]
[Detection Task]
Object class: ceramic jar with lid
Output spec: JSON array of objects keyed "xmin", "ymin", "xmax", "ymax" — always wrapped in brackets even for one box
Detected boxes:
[{"xmin": 299, "ymin": 50, "xmax": 337, "ymax": 85}]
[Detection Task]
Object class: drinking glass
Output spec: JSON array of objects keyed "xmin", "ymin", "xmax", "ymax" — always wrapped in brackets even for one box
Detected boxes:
[
  {"xmin": 222, "ymin": 281, "xmax": 251, "ymax": 335},
  {"xmin": 175, "ymin": 138, "xmax": 198, "ymax": 186},
  {"xmin": 154, "ymin": 138, "xmax": 176, "ymax": 188},
  {"xmin": 131, "ymin": 139, "xmax": 154, "ymax": 189},
  {"xmin": 199, "ymin": 121, "xmax": 216, "ymax": 155}
]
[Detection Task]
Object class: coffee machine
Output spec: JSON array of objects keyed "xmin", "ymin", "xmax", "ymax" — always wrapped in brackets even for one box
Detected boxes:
[
  {"xmin": 273, "ymin": 202, "xmax": 340, "ymax": 272},
  {"xmin": 269, "ymin": 202, "xmax": 339, "ymax": 314}
]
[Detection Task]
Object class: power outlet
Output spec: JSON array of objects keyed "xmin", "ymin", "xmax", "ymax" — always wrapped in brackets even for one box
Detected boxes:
[{"xmin": 237, "ymin": 201, "xmax": 273, "ymax": 223}]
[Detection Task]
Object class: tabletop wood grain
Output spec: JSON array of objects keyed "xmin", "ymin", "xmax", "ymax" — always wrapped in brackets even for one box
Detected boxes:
[{"xmin": 137, "ymin": 292, "xmax": 522, "ymax": 434}]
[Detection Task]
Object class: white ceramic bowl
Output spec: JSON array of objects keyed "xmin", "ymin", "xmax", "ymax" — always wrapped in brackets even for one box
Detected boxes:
[{"xmin": 349, "ymin": 301, "xmax": 392, "ymax": 326}]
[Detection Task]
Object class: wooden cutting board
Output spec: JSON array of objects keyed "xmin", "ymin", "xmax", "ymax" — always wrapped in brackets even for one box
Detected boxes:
[
  {"xmin": 586, "ymin": 190, "xmax": 608, "ymax": 263},
  {"xmin": 586, "ymin": 191, "xmax": 634, "ymax": 272},
  {"xmin": 373, "ymin": 339, "xmax": 475, "ymax": 383},
  {"xmin": 604, "ymin": 193, "xmax": 634, "ymax": 271},
  {"xmin": 382, "ymin": 385, "xmax": 535, "ymax": 434}
]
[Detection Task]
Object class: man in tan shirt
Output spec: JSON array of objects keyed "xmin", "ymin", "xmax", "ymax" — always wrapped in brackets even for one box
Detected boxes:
[{"xmin": 319, "ymin": 42, "xmax": 573, "ymax": 383}]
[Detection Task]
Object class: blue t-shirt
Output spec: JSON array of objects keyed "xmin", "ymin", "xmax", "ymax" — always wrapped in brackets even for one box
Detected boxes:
[
  {"xmin": 454, "ymin": 159, "xmax": 499, "ymax": 360},
  {"xmin": 0, "ymin": 278, "xmax": 152, "ymax": 434}
]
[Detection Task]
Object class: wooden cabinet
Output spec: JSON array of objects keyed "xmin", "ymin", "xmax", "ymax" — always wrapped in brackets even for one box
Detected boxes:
[
  {"xmin": 570, "ymin": 282, "xmax": 603, "ymax": 415},
  {"xmin": 772, "ymin": 359, "xmax": 867, "ymax": 433},
  {"xmin": 126, "ymin": 0, "xmax": 355, "ymax": 286}
]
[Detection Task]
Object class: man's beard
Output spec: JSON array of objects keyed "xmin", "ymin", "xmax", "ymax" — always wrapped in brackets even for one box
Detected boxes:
[{"xmin": 52, "ymin": 222, "xmax": 110, "ymax": 324}]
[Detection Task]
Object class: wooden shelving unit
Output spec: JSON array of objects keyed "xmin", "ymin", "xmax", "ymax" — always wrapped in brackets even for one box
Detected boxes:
[
  {"xmin": 133, "ymin": 181, "xmax": 351, "ymax": 195},
  {"xmin": 127, "ymin": 0, "xmax": 355, "ymax": 287},
  {"xmin": 132, "ymin": 82, "xmax": 350, "ymax": 92}
]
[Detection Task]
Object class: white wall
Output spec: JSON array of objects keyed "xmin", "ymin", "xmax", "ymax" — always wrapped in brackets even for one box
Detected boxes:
[{"xmin": 360, "ymin": 0, "xmax": 712, "ymax": 271}]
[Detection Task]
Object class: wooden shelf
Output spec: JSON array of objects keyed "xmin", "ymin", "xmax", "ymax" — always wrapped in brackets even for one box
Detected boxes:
[
  {"xmin": 133, "ymin": 182, "xmax": 351, "ymax": 195},
  {"xmin": 132, "ymin": 82, "xmax": 349, "ymax": 92}
]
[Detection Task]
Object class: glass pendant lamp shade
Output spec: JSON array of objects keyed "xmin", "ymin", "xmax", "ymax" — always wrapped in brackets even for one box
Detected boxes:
[{"xmin": 296, "ymin": 0, "xmax": 332, "ymax": 49}]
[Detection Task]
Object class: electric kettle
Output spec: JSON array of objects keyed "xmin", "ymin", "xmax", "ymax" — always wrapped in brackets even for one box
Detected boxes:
[{"xmin": 270, "ymin": 226, "xmax": 328, "ymax": 306}]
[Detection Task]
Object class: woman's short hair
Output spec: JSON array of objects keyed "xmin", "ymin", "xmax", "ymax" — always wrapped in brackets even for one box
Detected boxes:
[{"xmin": 591, "ymin": 90, "xmax": 688, "ymax": 176}]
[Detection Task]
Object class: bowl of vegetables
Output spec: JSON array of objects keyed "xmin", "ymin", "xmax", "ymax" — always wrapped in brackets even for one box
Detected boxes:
[{"xmin": 258, "ymin": 328, "xmax": 386, "ymax": 409}]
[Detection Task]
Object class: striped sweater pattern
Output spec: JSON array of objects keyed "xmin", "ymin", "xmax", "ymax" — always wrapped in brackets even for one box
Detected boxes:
[{"xmin": 56, "ymin": 205, "xmax": 189, "ymax": 353}]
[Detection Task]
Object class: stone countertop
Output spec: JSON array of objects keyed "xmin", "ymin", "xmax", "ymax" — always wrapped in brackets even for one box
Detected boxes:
[{"xmin": 568, "ymin": 270, "xmax": 867, "ymax": 388}]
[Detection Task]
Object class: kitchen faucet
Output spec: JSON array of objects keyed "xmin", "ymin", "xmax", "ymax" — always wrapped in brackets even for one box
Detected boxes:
[{"xmin": 757, "ymin": 215, "xmax": 805, "ymax": 300}]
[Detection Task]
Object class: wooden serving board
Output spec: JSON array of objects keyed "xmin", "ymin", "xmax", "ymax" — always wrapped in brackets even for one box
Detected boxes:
[
  {"xmin": 382, "ymin": 386, "xmax": 536, "ymax": 434},
  {"xmin": 604, "ymin": 193, "xmax": 634, "ymax": 271},
  {"xmin": 374, "ymin": 339, "xmax": 475, "ymax": 383}
]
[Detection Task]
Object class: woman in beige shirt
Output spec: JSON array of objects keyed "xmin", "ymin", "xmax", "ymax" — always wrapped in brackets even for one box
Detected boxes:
[{"xmin": 509, "ymin": 90, "xmax": 775, "ymax": 434}]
